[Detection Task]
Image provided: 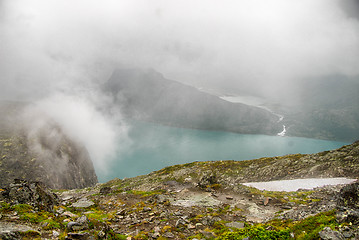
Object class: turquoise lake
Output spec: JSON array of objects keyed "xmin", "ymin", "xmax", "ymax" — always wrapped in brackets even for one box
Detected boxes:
[{"xmin": 97, "ymin": 122, "xmax": 348, "ymax": 182}]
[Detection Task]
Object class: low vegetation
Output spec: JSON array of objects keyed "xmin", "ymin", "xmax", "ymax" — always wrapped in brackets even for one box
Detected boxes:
[{"xmin": 0, "ymin": 141, "xmax": 358, "ymax": 239}]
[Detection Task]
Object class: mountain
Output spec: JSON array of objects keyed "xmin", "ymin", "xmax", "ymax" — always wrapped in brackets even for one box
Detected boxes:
[
  {"xmin": 103, "ymin": 68, "xmax": 282, "ymax": 135},
  {"xmin": 269, "ymin": 75, "xmax": 359, "ymax": 141},
  {"xmin": 0, "ymin": 101, "xmax": 98, "ymax": 189},
  {"xmin": 1, "ymin": 141, "xmax": 358, "ymax": 239}
]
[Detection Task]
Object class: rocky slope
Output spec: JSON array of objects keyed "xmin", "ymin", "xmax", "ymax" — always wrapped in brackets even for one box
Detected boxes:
[
  {"xmin": 0, "ymin": 141, "xmax": 358, "ymax": 239},
  {"xmin": 0, "ymin": 101, "xmax": 98, "ymax": 189},
  {"xmin": 102, "ymin": 68, "xmax": 282, "ymax": 135}
]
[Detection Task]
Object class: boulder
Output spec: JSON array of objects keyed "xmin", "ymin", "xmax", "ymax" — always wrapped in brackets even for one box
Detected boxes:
[
  {"xmin": 72, "ymin": 198, "xmax": 95, "ymax": 209},
  {"xmin": 318, "ymin": 227, "xmax": 344, "ymax": 240},
  {"xmin": 0, "ymin": 222, "xmax": 40, "ymax": 240},
  {"xmin": 67, "ymin": 215, "xmax": 89, "ymax": 231},
  {"xmin": 0, "ymin": 179, "xmax": 58, "ymax": 211},
  {"xmin": 337, "ymin": 182, "xmax": 359, "ymax": 210},
  {"xmin": 336, "ymin": 182, "xmax": 359, "ymax": 224}
]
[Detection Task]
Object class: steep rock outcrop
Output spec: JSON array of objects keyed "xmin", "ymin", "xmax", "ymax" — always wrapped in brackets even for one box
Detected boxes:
[{"xmin": 0, "ymin": 101, "xmax": 98, "ymax": 189}]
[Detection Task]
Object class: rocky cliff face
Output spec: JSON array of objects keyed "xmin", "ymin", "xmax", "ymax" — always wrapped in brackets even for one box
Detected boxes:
[{"xmin": 0, "ymin": 101, "xmax": 98, "ymax": 189}]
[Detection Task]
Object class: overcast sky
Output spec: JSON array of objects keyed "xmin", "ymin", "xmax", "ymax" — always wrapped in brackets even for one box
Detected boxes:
[{"xmin": 1, "ymin": 0, "xmax": 359, "ymax": 100}]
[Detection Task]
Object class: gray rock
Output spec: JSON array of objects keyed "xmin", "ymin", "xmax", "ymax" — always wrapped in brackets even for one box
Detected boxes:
[
  {"xmin": 188, "ymin": 224, "xmax": 196, "ymax": 229},
  {"xmin": 98, "ymin": 230, "xmax": 106, "ymax": 238},
  {"xmin": 67, "ymin": 217, "xmax": 88, "ymax": 231},
  {"xmin": 200, "ymin": 230, "xmax": 216, "ymax": 239},
  {"xmin": 151, "ymin": 232, "xmax": 161, "ymax": 239},
  {"xmin": 164, "ymin": 180, "xmax": 179, "ymax": 186},
  {"xmin": 336, "ymin": 208, "xmax": 359, "ymax": 224},
  {"xmin": 337, "ymin": 182, "xmax": 359, "ymax": 210},
  {"xmin": 56, "ymin": 207, "xmax": 65, "ymax": 214},
  {"xmin": 198, "ymin": 174, "xmax": 217, "ymax": 189},
  {"xmin": 281, "ymin": 205, "xmax": 292, "ymax": 210},
  {"xmin": 77, "ymin": 215, "xmax": 89, "ymax": 225},
  {"xmin": 53, "ymin": 230, "xmax": 60, "ymax": 238},
  {"xmin": 116, "ymin": 209, "xmax": 126, "ymax": 216},
  {"xmin": 342, "ymin": 230, "xmax": 352, "ymax": 238},
  {"xmin": 99, "ymin": 187, "xmax": 112, "ymax": 195},
  {"xmin": 0, "ymin": 222, "xmax": 39, "ymax": 239},
  {"xmin": 155, "ymin": 195, "xmax": 169, "ymax": 204},
  {"xmin": 41, "ymin": 221, "xmax": 49, "ymax": 228},
  {"xmin": 67, "ymin": 221, "xmax": 81, "ymax": 230},
  {"xmin": 72, "ymin": 198, "xmax": 95, "ymax": 208},
  {"xmin": 163, "ymin": 232, "xmax": 175, "ymax": 238},
  {"xmin": 319, "ymin": 227, "xmax": 344, "ymax": 240},
  {"xmin": 225, "ymin": 222, "xmax": 245, "ymax": 229},
  {"xmin": 62, "ymin": 211, "xmax": 78, "ymax": 218},
  {"xmin": 1, "ymin": 179, "xmax": 58, "ymax": 212},
  {"xmin": 175, "ymin": 218, "xmax": 187, "ymax": 227},
  {"xmin": 143, "ymin": 207, "xmax": 152, "ymax": 212}
]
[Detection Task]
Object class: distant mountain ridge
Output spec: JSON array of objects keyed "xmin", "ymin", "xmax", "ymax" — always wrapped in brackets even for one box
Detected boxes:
[
  {"xmin": 103, "ymin": 68, "xmax": 282, "ymax": 135},
  {"xmin": 276, "ymin": 76, "xmax": 359, "ymax": 141}
]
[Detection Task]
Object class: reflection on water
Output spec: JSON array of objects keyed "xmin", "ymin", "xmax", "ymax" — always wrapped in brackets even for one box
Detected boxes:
[{"xmin": 97, "ymin": 121, "xmax": 348, "ymax": 182}]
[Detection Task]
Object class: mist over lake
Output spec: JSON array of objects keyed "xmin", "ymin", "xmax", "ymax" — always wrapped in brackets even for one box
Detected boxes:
[{"xmin": 97, "ymin": 121, "xmax": 348, "ymax": 182}]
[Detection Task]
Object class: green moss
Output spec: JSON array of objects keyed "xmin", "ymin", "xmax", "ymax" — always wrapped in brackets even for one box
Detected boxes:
[
  {"xmin": 0, "ymin": 201, "xmax": 11, "ymax": 212},
  {"xmin": 86, "ymin": 210, "xmax": 114, "ymax": 223},
  {"xmin": 19, "ymin": 230, "xmax": 41, "ymax": 239},
  {"xmin": 12, "ymin": 204, "xmax": 33, "ymax": 214},
  {"xmin": 126, "ymin": 189, "xmax": 165, "ymax": 197},
  {"xmin": 133, "ymin": 231, "xmax": 149, "ymax": 240},
  {"xmin": 42, "ymin": 219, "xmax": 62, "ymax": 230},
  {"xmin": 218, "ymin": 225, "xmax": 291, "ymax": 240},
  {"xmin": 290, "ymin": 210, "xmax": 338, "ymax": 240},
  {"xmin": 212, "ymin": 221, "xmax": 231, "ymax": 235},
  {"xmin": 106, "ymin": 230, "xmax": 127, "ymax": 240},
  {"xmin": 214, "ymin": 210, "xmax": 338, "ymax": 240},
  {"xmin": 20, "ymin": 211, "xmax": 52, "ymax": 223}
]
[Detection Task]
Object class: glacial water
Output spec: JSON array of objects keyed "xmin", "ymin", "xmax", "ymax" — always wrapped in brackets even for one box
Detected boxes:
[{"xmin": 97, "ymin": 121, "xmax": 348, "ymax": 182}]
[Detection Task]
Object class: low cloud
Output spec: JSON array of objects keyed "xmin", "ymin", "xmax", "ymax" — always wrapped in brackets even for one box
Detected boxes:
[{"xmin": 30, "ymin": 93, "xmax": 130, "ymax": 174}]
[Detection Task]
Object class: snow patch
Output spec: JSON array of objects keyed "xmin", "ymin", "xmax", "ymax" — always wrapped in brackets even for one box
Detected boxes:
[{"xmin": 243, "ymin": 178, "xmax": 357, "ymax": 192}]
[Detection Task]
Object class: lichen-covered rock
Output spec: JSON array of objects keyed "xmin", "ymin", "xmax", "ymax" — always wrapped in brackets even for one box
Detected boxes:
[
  {"xmin": 337, "ymin": 182, "xmax": 359, "ymax": 210},
  {"xmin": 318, "ymin": 227, "xmax": 344, "ymax": 240},
  {"xmin": 0, "ymin": 179, "xmax": 58, "ymax": 211},
  {"xmin": 67, "ymin": 215, "xmax": 89, "ymax": 231},
  {"xmin": 71, "ymin": 198, "xmax": 95, "ymax": 208},
  {"xmin": 336, "ymin": 182, "xmax": 359, "ymax": 225},
  {"xmin": 0, "ymin": 222, "xmax": 40, "ymax": 240}
]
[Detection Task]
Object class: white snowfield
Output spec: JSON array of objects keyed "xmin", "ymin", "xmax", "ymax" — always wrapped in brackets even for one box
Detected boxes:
[{"xmin": 242, "ymin": 178, "xmax": 357, "ymax": 192}]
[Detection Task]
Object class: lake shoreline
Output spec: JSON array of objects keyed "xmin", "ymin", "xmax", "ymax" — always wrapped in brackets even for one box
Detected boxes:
[{"xmin": 97, "ymin": 121, "xmax": 349, "ymax": 182}]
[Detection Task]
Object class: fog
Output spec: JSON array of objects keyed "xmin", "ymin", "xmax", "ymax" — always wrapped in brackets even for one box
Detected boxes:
[
  {"xmin": 1, "ymin": 0, "xmax": 359, "ymax": 172},
  {"xmin": 1, "ymin": 0, "xmax": 359, "ymax": 98}
]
